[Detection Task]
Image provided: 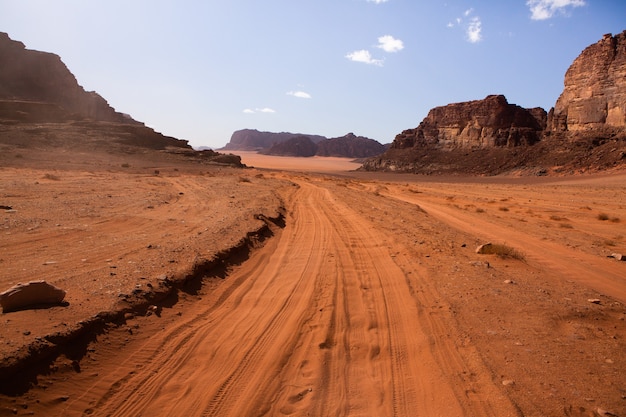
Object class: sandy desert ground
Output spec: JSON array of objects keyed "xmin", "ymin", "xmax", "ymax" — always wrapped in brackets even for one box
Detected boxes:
[{"xmin": 0, "ymin": 150, "xmax": 625, "ymax": 416}]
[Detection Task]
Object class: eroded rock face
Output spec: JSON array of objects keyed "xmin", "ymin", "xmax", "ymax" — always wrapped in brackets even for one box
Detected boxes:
[
  {"xmin": 316, "ymin": 133, "xmax": 386, "ymax": 158},
  {"xmin": 549, "ymin": 31, "xmax": 626, "ymax": 132},
  {"xmin": 392, "ymin": 95, "xmax": 546, "ymax": 150},
  {"xmin": 0, "ymin": 32, "xmax": 129, "ymax": 123}
]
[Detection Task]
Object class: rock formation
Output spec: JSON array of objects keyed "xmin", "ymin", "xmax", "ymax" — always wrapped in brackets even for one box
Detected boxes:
[
  {"xmin": 316, "ymin": 133, "xmax": 387, "ymax": 158},
  {"xmin": 391, "ymin": 95, "xmax": 546, "ymax": 150},
  {"xmin": 0, "ymin": 32, "xmax": 130, "ymax": 123},
  {"xmin": 362, "ymin": 31, "xmax": 626, "ymax": 175},
  {"xmin": 223, "ymin": 129, "xmax": 326, "ymax": 151},
  {"xmin": 227, "ymin": 129, "xmax": 386, "ymax": 158},
  {"xmin": 549, "ymin": 31, "xmax": 626, "ymax": 132},
  {"xmin": 262, "ymin": 136, "xmax": 318, "ymax": 157}
]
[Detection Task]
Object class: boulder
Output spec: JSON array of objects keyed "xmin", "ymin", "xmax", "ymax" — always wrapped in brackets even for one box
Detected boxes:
[{"xmin": 0, "ymin": 280, "xmax": 66, "ymax": 313}]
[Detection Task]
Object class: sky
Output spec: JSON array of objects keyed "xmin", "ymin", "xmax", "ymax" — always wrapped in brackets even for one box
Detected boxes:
[{"xmin": 0, "ymin": 1, "xmax": 625, "ymax": 149}]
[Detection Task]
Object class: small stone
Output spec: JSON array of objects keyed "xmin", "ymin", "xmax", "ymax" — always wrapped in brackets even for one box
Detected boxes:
[
  {"xmin": 609, "ymin": 253, "xmax": 625, "ymax": 261},
  {"xmin": 588, "ymin": 299, "xmax": 601, "ymax": 304},
  {"xmin": 504, "ymin": 280, "xmax": 515, "ymax": 284},
  {"xmin": 502, "ymin": 379, "xmax": 515, "ymax": 386}
]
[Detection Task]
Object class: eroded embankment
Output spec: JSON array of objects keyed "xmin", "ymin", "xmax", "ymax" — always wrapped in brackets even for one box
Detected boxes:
[{"xmin": 0, "ymin": 209, "xmax": 286, "ymax": 394}]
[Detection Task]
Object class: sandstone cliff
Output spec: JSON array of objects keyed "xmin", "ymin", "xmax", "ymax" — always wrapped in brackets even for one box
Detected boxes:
[
  {"xmin": 226, "ymin": 129, "xmax": 386, "ymax": 158},
  {"xmin": 549, "ymin": 31, "xmax": 626, "ymax": 132},
  {"xmin": 223, "ymin": 129, "xmax": 326, "ymax": 151},
  {"xmin": 391, "ymin": 95, "xmax": 546, "ymax": 150},
  {"xmin": 0, "ymin": 32, "xmax": 130, "ymax": 123},
  {"xmin": 316, "ymin": 133, "xmax": 386, "ymax": 158}
]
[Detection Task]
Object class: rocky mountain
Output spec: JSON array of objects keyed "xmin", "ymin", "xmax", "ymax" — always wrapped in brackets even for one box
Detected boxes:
[
  {"xmin": 0, "ymin": 32, "xmax": 129, "ymax": 123},
  {"xmin": 362, "ymin": 31, "xmax": 626, "ymax": 175},
  {"xmin": 316, "ymin": 133, "xmax": 387, "ymax": 158},
  {"xmin": 391, "ymin": 95, "xmax": 546, "ymax": 150},
  {"xmin": 226, "ymin": 129, "xmax": 386, "ymax": 158},
  {"xmin": 222, "ymin": 129, "xmax": 327, "ymax": 151},
  {"xmin": 548, "ymin": 31, "xmax": 626, "ymax": 133},
  {"xmin": 262, "ymin": 136, "xmax": 318, "ymax": 157},
  {"xmin": 0, "ymin": 32, "xmax": 243, "ymax": 166},
  {"xmin": 259, "ymin": 132, "xmax": 386, "ymax": 158}
]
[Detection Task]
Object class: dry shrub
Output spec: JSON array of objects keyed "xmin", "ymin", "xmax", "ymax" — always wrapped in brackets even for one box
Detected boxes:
[
  {"xmin": 480, "ymin": 243, "xmax": 525, "ymax": 260},
  {"xmin": 597, "ymin": 213, "xmax": 610, "ymax": 221},
  {"xmin": 476, "ymin": 207, "xmax": 485, "ymax": 213},
  {"xmin": 238, "ymin": 176, "xmax": 251, "ymax": 183},
  {"xmin": 43, "ymin": 173, "xmax": 60, "ymax": 181},
  {"xmin": 559, "ymin": 223, "xmax": 574, "ymax": 229},
  {"xmin": 499, "ymin": 206, "xmax": 510, "ymax": 212}
]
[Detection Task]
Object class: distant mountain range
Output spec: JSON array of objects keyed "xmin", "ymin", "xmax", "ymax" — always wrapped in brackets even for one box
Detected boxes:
[{"xmin": 223, "ymin": 129, "xmax": 387, "ymax": 159}]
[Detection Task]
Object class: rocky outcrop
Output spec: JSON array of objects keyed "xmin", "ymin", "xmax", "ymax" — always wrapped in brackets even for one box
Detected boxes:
[
  {"xmin": 0, "ymin": 32, "xmax": 131, "ymax": 123},
  {"xmin": 549, "ymin": 31, "xmax": 626, "ymax": 132},
  {"xmin": 262, "ymin": 136, "xmax": 318, "ymax": 157},
  {"xmin": 392, "ymin": 95, "xmax": 546, "ymax": 150},
  {"xmin": 227, "ymin": 129, "xmax": 386, "ymax": 158},
  {"xmin": 223, "ymin": 129, "xmax": 326, "ymax": 151},
  {"xmin": 316, "ymin": 133, "xmax": 386, "ymax": 158}
]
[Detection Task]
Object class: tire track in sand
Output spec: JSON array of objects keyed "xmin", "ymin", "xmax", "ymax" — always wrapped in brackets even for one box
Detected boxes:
[{"xmin": 65, "ymin": 179, "xmax": 516, "ymax": 416}]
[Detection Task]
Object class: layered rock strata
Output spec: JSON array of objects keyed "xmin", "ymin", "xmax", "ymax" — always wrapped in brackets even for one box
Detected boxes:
[
  {"xmin": 549, "ymin": 31, "xmax": 626, "ymax": 132},
  {"xmin": 392, "ymin": 95, "xmax": 546, "ymax": 150}
]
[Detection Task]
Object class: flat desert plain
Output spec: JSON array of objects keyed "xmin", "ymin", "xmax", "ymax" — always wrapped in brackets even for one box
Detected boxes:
[{"xmin": 1, "ymin": 150, "xmax": 625, "ymax": 417}]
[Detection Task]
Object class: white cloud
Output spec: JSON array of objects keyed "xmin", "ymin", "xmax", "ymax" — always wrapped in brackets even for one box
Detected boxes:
[
  {"xmin": 527, "ymin": 0, "xmax": 585, "ymax": 20},
  {"xmin": 466, "ymin": 16, "xmax": 482, "ymax": 43},
  {"xmin": 345, "ymin": 50, "xmax": 384, "ymax": 66},
  {"xmin": 366, "ymin": 0, "xmax": 389, "ymax": 3},
  {"xmin": 287, "ymin": 91, "xmax": 312, "ymax": 99},
  {"xmin": 243, "ymin": 108, "xmax": 276, "ymax": 114},
  {"xmin": 376, "ymin": 35, "xmax": 404, "ymax": 53},
  {"xmin": 464, "ymin": 8, "xmax": 473, "ymax": 17}
]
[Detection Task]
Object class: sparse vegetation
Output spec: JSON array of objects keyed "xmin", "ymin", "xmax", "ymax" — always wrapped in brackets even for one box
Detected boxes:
[
  {"xmin": 499, "ymin": 206, "xmax": 509, "ymax": 212},
  {"xmin": 549, "ymin": 215, "xmax": 568, "ymax": 221},
  {"xmin": 475, "ymin": 207, "xmax": 485, "ymax": 213},
  {"xmin": 238, "ymin": 176, "xmax": 251, "ymax": 183},
  {"xmin": 121, "ymin": 163, "xmax": 130, "ymax": 168},
  {"xmin": 480, "ymin": 243, "xmax": 525, "ymax": 260},
  {"xmin": 610, "ymin": 217, "xmax": 620, "ymax": 223},
  {"xmin": 559, "ymin": 223, "xmax": 574, "ymax": 229},
  {"xmin": 597, "ymin": 213, "xmax": 609, "ymax": 221},
  {"xmin": 43, "ymin": 173, "xmax": 60, "ymax": 181}
]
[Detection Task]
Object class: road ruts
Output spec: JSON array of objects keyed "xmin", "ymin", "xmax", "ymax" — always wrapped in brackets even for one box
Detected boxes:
[{"xmin": 63, "ymin": 179, "xmax": 516, "ymax": 416}]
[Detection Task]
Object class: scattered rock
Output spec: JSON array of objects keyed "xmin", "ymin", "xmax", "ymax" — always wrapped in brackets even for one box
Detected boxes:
[
  {"xmin": 608, "ymin": 253, "xmax": 625, "ymax": 261},
  {"xmin": 502, "ymin": 379, "xmax": 515, "ymax": 386},
  {"xmin": 0, "ymin": 205, "xmax": 12, "ymax": 210},
  {"xmin": 588, "ymin": 299, "xmax": 602, "ymax": 304},
  {"xmin": 504, "ymin": 279, "xmax": 515, "ymax": 284},
  {"xmin": 0, "ymin": 280, "xmax": 66, "ymax": 313}
]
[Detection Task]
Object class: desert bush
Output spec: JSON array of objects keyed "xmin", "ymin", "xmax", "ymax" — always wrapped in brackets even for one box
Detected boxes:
[
  {"xmin": 499, "ymin": 206, "xmax": 509, "ymax": 212},
  {"xmin": 238, "ymin": 176, "xmax": 251, "ymax": 183},
  {"xmin": 610, "ymin": 217, "xmax": 620, "ymax": 223},
  {"xmin": 476, "ymin": 207, "xmax": 485, "ymax": 213},
  {"xmin": 121, "ymin": 163, "xmax": 130, "ymax": 168},
  {"xmin": 597, "ymin": 213, "xmax": 609, "ymax": 221},
  {"xmin": 479, "ymin": 243, "xmax": 525, "ymax": 260},
  {"xmin": 550, "ymin": 215, "xmax": 568, "ymax": 221},
  {"xmin": 43, "ymin": 173, "xmax": 60, "ymax": 181}
]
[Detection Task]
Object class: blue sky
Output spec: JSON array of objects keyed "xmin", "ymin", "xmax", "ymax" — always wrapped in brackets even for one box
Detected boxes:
[{"xmin": 0, "ymin": 0, "xmax": 624, "ymax": 148}]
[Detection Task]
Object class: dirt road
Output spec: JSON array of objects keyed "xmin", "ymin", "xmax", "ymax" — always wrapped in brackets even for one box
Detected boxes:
[{"xmin": 1, "ymin": 159, "xmax": 625, "ymax": 416}]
